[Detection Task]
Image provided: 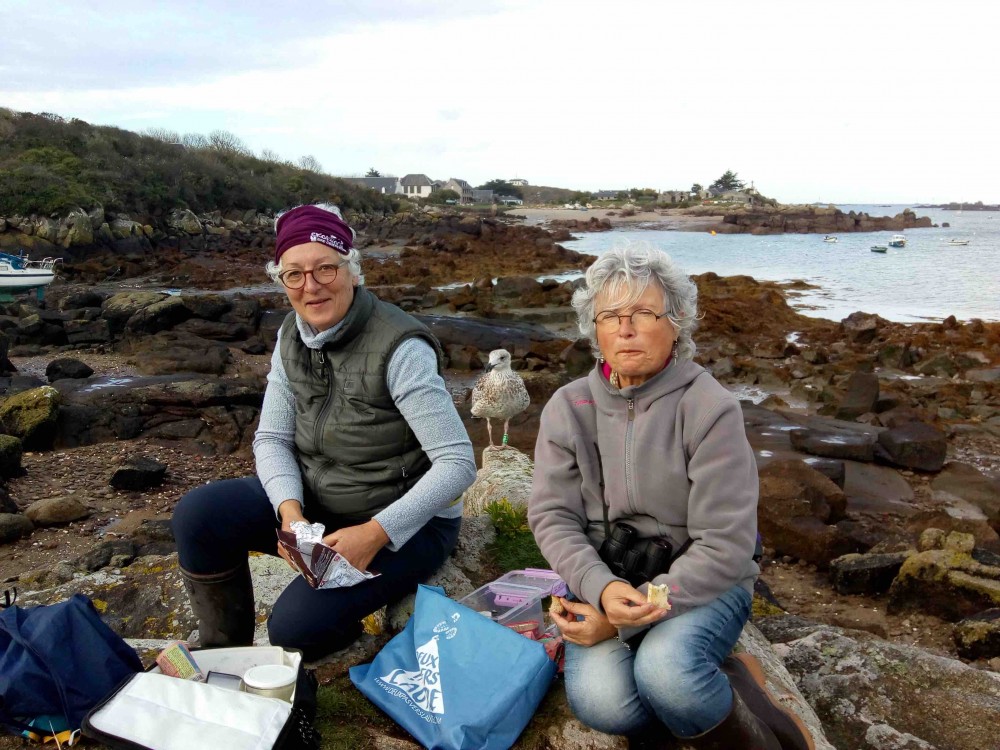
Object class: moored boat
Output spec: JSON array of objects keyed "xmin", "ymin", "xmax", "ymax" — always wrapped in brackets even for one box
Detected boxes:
[
  {"xmin": 947, "ymin": 239, "xmax": 970, "ymax": 246},
  {"xmin": 888, "ymin": 235, "xmax": 906, "ymax": 247},
  {"xmin": 0, "ymin": 253, "xmax": 61, "ymax": 291},
  {"xmin": 823, "ymin": 235, "xmax": 838, "ymax": 243},
  {"xmin": 870, "ymin": 246, "xmax": 888, "ymax": 253}
]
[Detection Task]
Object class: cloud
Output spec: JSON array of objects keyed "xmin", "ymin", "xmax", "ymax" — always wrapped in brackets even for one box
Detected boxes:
[
  {"xmin": 1, "ymin": 0, "xmax": 518, "ymax": 89},
  {"xmin": 1, "ymin": 0, "xmax": 997, "ymax": 202}
]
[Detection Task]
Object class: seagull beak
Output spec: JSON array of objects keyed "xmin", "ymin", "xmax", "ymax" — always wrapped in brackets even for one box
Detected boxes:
[{"xmin": 483, "ymin": 362, "xmax": 495, "ymax": 372}]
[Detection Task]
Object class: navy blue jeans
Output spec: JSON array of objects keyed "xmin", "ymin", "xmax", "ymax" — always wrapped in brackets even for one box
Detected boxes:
[{"xmin": 172, "ymin": 476, "xmax": 461, "ymax": 660}]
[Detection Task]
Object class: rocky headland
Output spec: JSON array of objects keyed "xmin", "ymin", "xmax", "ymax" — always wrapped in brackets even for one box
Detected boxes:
[
  {"xmin": 707, "ymin": 204, "xmax": 934, "ymax": 235},
  {"xmin": 521, "ymin": 204, "xmax": 935, "ymax": 236},
  {"xmin": 0, "ymin": 208, "xmax": 998, "ymax": 748}
]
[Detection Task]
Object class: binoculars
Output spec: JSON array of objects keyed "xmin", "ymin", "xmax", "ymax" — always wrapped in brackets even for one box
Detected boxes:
[{"xmin": 598, "ymin": 523, "xmax": 675, "ymax": 587}]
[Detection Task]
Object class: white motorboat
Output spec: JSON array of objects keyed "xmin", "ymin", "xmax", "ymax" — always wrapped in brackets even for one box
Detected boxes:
[
  {"xmin": 947, "ymin": 239, "xmax": 970, "ymax": 246},
  {"xmin": 823, "ymin": 235, "xmax": 838, "ymax": 243},
  {"xmin": 0, "ymin": 253, "xmax": 61, "ymax": 290},
  {"xmin": 888, "ymin": 235, "xmax": 906, "ymax": 248}
]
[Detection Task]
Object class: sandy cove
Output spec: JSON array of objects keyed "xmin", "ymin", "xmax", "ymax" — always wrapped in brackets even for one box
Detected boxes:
[{"xmin": 516, "ymin": 206, "xmax": 721, "ymax": 231}]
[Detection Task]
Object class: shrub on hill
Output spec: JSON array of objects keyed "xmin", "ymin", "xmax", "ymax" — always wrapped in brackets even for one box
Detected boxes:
[{"xmin": 0, "ymin": 109, "xmax": 399, "ymax": 219}]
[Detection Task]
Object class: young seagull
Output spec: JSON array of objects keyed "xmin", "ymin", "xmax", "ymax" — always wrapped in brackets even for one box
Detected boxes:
[{"xmin": 470, "ymin": 349, "xmax": 530, "ymax": 448}]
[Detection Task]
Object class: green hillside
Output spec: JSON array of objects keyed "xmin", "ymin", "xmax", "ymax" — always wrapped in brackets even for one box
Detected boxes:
[{"xmin": 0, "ymin": 109, "xmax": 398, "ymax": 219}]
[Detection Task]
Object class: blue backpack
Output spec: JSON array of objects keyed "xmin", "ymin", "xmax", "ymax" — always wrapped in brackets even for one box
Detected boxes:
[{"xmin": 0, "ymin": 593, "xmax": 143, "ymax": 742}]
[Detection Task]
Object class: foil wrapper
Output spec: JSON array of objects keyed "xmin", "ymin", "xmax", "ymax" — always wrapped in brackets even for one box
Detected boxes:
[{"xmin": 289, "ymin": 520, "xmax": 326, "ymax": 551}]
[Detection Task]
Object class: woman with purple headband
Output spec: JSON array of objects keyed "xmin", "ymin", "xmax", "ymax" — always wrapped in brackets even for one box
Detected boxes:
[{"xmin": 172, "ymin": 203, "xmax": 476, "ymax": 660}]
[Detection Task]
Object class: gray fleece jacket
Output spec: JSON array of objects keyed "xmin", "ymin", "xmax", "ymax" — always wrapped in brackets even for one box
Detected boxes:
[{"xmin": 528, "ymin": 358, "xmax": 759, "ymax": 621}]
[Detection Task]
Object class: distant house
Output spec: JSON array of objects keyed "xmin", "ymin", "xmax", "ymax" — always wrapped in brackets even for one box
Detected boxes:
[
  {"xmin": 509, "ymin": 178, "xmax": 528, "ymax": 187},
  {"xmin": 343, "ymin": 176, "xmax": 402, "ymax": 194},
  {"xmin": 401, "ymin": 173, "xmax": 434, "ymax": 199},
  {"xmin": 659, "ymin": 190, "xmax": 690, "ymax": 204},
  {"xmin": 443, "ymin": 178, "xmax": 474, "ymax": 204},
  {"xmin": 594, "ymin": 190, "xmax": 625, "ymax": 201},
  {"xmin": 497, "ymin": 194, "xmax": 523, "ymax": 206},
  {"xmin": 708, "ymin": 187, "xmax": 753, "ymax": 205},
  {"xmin": 471, "ymin": 189, "xmax": 494, "ymax": 204}
]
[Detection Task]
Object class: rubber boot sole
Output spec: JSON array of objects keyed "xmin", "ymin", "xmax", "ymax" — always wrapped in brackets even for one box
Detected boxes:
[{"xmin": 727, "ymin": 652, "xmax": 816, "ymax": 750}]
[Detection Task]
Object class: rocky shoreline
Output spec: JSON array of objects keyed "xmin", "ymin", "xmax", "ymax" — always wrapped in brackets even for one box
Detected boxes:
[
  {"xmin": 0, "ymin": 210, "xmax": 998, "ymax": 748},
  {"xmin": 0, "ymin": 202, "xmax": 937, "ymax": 273}
]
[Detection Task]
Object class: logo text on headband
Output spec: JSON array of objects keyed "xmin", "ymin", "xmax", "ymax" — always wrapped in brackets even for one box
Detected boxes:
[{"xmin": 310, "ymin": 232, "xmax": 350, "ymax": 254}]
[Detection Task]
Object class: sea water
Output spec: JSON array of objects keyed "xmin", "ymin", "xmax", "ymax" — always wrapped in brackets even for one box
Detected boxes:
[{"xmin": 562, "ymin": 204, "xmax": 999, "ymax": 323}]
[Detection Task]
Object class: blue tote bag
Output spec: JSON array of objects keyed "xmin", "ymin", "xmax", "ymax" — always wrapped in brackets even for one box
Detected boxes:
[{"xmin": 350, "ymin": 585, "xmax": 556, "ymax": 750}]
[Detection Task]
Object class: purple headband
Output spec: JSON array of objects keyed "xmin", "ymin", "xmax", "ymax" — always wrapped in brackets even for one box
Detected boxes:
[{"xmin": 274, "ymin": 205, "xmax": 354, "ymax": 264}]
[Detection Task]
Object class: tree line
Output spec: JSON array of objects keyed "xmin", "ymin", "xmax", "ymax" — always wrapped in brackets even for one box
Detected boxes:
[{"xmin": 0, "ymin": 110, "xmax": 399, "ymax": 218}]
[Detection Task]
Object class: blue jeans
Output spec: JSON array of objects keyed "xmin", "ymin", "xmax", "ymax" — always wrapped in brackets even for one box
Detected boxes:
[
  {"xmin": 172, "ymin": 476, "xmax": 461, "ymax": 660},
  {"xmin": 562, "ymin": 584, "xmax": 751, "ymax": 739}
]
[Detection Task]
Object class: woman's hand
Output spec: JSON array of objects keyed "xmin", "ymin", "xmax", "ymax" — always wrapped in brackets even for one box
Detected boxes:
[
  {"xmin": 277, "ymin": 500, "xmax": 307, "ymax": 570},
  {"xmin": 600, "ymin": 581, "xmax": 668, "ymax": 628},
  {"xmin": 323, "ymin": 520, "xmax": 390, "ymax": 572},
  {"xmin": 550, "ymin": 597, "xmax": 618, "ymax": 647}
]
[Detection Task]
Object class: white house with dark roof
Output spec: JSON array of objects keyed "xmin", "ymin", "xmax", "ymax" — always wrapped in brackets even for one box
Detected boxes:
[
  {"xmin": 401, "ymin": 174, "xmax": 434, "ymax": 199},
  {"xmin": 443, "ymin": 178, "xmax": 474, "ymax": 204},
  {"xmin": 343, "ymin": 176, "xmax": 402, "ymax": 194}
]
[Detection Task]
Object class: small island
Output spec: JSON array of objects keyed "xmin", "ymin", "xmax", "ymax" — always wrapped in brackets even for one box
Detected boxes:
[{"xmin": 917, "ymin": 201, "xmax": 1000, "ymax": 211}]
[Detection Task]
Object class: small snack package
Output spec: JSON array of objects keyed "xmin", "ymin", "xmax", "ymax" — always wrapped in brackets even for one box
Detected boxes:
[{"xmin": 155, "ymin": 641, "xmax": 205, "ymax": 681}]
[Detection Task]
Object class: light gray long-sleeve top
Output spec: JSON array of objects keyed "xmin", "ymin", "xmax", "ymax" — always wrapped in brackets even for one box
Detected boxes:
[{"xmin": 253, "ymin": 313, "xmax": 476, "ymax": 550}]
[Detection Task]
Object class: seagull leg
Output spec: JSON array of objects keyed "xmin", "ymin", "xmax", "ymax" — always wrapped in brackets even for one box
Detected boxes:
[
  {"xmin": 502, "ymin": 419, "xmax": 511, "ymax": 447},
  {"xmin": 486, "ymin": 418, "xmax": 495, "ymax": 447}
]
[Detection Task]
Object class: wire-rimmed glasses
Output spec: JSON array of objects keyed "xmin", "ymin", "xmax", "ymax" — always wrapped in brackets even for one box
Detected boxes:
[{"xmin": 593, "ymin": 309, "xmax": 671, "ymax": 332}]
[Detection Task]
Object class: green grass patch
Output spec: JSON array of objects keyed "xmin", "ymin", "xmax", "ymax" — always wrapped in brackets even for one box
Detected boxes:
[
  {"xmin": 486, "ymin": 530, "xmax": 549, "ymax": 574},
  {"xmin": 314, "ymin": 675, "xmax": 400, "ymax": 749},
  {"xmin": 484, "ymin": 498, "xmax": 530, "ymax": 537},
  {"xmin": 482, "ymin": 499, "xmax": 549, "ymax": 577}
]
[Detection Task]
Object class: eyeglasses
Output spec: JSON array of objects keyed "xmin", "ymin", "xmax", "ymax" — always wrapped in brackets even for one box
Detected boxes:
[
  {"xmin": 277, "ymin": 262, "xmax": 346, "ymax": 290},
  {"xmin": 593, "ymin": 309, "xmax": 671, "ymax": 332}
]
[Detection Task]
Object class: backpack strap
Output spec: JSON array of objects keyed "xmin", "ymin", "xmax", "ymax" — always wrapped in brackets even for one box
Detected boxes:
[
  {"xmin": 0, "ymin": 588, "xmax": 14, "ymax": 609},
  {"xmin": 0, "ymin": 710, "xmax": 81, "ymax": 746},
  {"xmin": 0, "ymin": 707, "xmax": 36, "ymax": 737}
]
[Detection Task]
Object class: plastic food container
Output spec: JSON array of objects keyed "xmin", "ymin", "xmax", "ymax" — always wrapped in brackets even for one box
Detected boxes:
[
  {"xmin": 494, "ymin": 568, "xmax": 568, "ymax": 598},
  {"xmin": 457, "ymin": 582, "xmax": 544, "ymax": 638},
  {"xmin": 241, "ymin": 664, "xmax": 296, "ymax": 703}
]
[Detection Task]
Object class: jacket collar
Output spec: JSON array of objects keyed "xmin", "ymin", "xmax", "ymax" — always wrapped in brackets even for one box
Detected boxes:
[
  {"xmin": 587, "ymin": 357, "xmax": 704, "ymax": 413},
  {"xmin": 297, "ymin": 286, "xmax": 375, "ymax": 351}
]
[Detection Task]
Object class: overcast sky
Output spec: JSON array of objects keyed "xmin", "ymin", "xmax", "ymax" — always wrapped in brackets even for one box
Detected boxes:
[{"xmin": 2, "ymin": 0, "xmax": 996, "ymax": 204}]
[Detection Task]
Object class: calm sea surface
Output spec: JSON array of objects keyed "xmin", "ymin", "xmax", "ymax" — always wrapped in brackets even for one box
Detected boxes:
[{"xmin": 561, "ymin": 204, "xmax": 999, "ymax": 324}]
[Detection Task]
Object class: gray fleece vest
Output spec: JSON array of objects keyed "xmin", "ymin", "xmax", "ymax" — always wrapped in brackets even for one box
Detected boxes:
[{"xmin": 279, "ymin": 287, "xmax": 444, "ymax": 522}]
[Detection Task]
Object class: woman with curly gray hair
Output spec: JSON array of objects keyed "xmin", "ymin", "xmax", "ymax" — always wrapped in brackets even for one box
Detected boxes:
[{"xmin": 529, "ymin": 243, "xmax": 812, "ymax": 749}]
